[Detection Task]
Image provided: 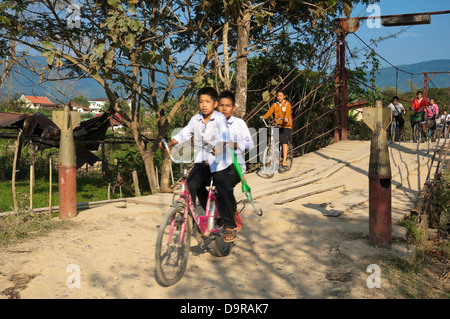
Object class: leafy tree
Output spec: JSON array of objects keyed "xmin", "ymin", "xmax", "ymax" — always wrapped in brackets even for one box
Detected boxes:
[
  {"xmin": 0, "ymin": 0, "xmax": 216, "ymax": 193},
  {"xmin": 184, "ymin": 0, "xmax": 380, "ymax": 117}
]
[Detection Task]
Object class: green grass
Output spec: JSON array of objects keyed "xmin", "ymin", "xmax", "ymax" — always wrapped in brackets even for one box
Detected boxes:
[{"xmin": 0, "ymin": 175, "xmax": 136, "ymax": 213}]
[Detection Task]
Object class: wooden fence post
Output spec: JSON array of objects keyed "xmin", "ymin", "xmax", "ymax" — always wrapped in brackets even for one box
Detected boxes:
[
  {"xmin": 49, "ymin": 157, "xmax": 52, "ymax": 217},
  {"xmin": 12, "ymin": 129, "xmax": 22, "ymax": 213}
]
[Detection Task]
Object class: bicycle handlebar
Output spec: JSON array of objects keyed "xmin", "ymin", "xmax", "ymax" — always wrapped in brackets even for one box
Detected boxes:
[
  {"xmin": 260, "ymin": 116, "xmax": 286, "ymax": 128},
  {"xmin": 161, "ymin": 139, "xmax": 214, "ymax": 164}
]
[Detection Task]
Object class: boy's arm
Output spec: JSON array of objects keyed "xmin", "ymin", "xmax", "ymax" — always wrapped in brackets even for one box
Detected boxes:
[
  {"xmin": 212, "ymin": 113, "xmax": 230, "ymax": 156},
  {"xmin": 164, "ymin": 117, "xmax": 195, "ymax": 148},
  {"xmin": 232, "ymin": 120, "xmax": 255, "ymax": 153},
  {"xmin": 262, "ymin": 103, "xmax": 275, "ymax": 120},
  {"xmin": 284, "ymin": 102, "xmax": 292, "ymax": 123}
]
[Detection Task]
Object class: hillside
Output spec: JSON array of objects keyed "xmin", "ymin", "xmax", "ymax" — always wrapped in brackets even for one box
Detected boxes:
[
  {"xmin": 376, "ymin": 59, "xmax": 450, "ymax": 92},
  {"xmin": 0, "ymin": 56, "xmax": 182, "ymax": 103},
  {"xmin": 2, "ymin": 57, "xmax": 450, "ymax": 102}
]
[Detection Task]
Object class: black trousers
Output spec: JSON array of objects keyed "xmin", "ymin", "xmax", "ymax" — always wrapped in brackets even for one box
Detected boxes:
[
  {"xmin": 394, "ymin": 114, "xmax": 405, "ymax": 130},
  {"xmin": 187, "ymin": 163, "xmax": 240, "ymax": 229}
]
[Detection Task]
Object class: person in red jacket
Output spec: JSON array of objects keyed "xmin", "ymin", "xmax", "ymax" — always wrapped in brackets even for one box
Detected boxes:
[{"xmin": 411, "ymin": 90, "xmax": 428, "ymax": 142}]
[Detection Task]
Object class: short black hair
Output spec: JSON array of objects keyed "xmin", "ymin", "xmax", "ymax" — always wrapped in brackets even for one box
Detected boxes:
[
  {"xmin": 416, "ymin": 90, "xmax": 423, "ymax": 95},
  {"xmin": 393, "ymin": 96, "xmax": 399, "ymax": 101},
  {"xmin": 276, "ymin": 89, "xmax": 286, "ymax": 95},
  {"xmin": 218, "ymin": 90, "xmax": 235, "ymax": 106},
  {"xmin": 198, "ymin": 86, "xmax": 218, "ymax": 101}
]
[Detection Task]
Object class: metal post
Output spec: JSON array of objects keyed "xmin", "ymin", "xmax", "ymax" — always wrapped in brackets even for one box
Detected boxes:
[
  {"xmin": 53, "ymin": 105, "xmax": 81, "ymax": 219},
  {"xmin": 363, "ymin": 100, "xmax": 393, "ymax": 247},
  {"xmin": 340, "ymin": 31, "xmax": 348, "ymax": 141},
  {"xmin": 334, "ymin": 37, "xmax": 341, "ymax": 143}
]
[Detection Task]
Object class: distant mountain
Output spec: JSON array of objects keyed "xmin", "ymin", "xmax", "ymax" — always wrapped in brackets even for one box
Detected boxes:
[
  {"xmin": 376, "ymin": 59, "xmax": 450, "ymax": 92},
  {"xmin": 0, "ymin": 56, "xmax": 183, "ymax": 103},
  {"xmin": 0, "ymin": 57, "xmax": 106, "ymax": 103}
]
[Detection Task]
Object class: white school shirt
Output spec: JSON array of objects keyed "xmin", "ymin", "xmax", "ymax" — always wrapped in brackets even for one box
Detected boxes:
[
  {"xmin": 387, "ymin": 102, "xmax": 405, "ymax": 117},
  {"xmin": 171, "ymin": 110, "xmax": 231, "ymax": 173},
  {"xmin": 227, "ymin": 116, "xmax": 255, "ymax": 173}
]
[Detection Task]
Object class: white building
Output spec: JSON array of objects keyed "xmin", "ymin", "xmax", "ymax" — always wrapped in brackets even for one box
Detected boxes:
[{"xmin": 88, "ymin": 98, "xmax": 108, "ymax": 114}]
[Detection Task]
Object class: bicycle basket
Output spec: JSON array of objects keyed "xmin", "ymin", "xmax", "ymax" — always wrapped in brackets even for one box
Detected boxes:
[{"xmin": 411, "ymin": 112, "xmax": 424, "ymax": 122}]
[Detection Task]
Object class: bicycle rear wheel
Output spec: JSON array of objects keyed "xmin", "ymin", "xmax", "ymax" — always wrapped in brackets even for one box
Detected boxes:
[
  {"xmin": 155, "ymin": 204, "xmax": 192, "ymax": 286},
  {"xmin": 211, "ymin": 227, "xmax": 233, "ymax": 257},
  {"xmin": 284, "ymin": 141, "xmax": 294, "ymax": 171}
]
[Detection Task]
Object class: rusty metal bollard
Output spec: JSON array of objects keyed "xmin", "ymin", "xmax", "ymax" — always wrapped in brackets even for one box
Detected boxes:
[
  {"xmin": 363, "ymin": 100, "xmax": 393, "ymax": 247},
  {"xmin": 53, "ymin": 105, "xmax": 81, "ymax": 219}
]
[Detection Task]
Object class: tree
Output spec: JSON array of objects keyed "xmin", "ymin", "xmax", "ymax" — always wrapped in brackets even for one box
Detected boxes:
[
  {"xmin": 0, "ymin": 0, "xmax": 217, "ymax": 193},
  {"xmin": 187, "ymin": 0, "xmax": 379, "ymax": 117}
]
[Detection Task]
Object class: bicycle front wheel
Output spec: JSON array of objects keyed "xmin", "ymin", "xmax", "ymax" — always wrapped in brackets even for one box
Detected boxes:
[
  {"xmin": 413, "ymin": 123, "xmax": 421, "ymax": 143},
  {"xmin": 390, "ymin": 123, "xmax": 396, "ymax": 143},
  {"xmin": 261, "ymin": 145, "xmax": 276, "ymax": 178},
  {"xmin": 155, "ymin": 204, "xmax": 192, "ymax": 286}
]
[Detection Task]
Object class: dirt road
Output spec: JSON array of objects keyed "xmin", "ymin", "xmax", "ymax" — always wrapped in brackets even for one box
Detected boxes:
[{"xmin": 0, "ymin": 141, "xmax": 443, "ymax": 299}]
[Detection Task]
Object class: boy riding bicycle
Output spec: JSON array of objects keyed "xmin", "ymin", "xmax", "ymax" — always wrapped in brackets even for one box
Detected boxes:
[
  {"xmin": 411, "ymin": 90, "xmax": 428, "ymax": 142},
  {"xmin": 387, "ymin": 96, "xmax": 405, "ymax": 134},
  {"xmin": 261, "ymin": 90, "xmax": 292, "ymax": 169},
  {"xmin": 160, "ymin": 87, "xmax": 238, "ymax": 243}
]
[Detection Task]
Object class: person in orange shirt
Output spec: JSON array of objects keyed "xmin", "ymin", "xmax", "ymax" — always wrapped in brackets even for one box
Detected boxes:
[{"xmin": 261, "ymin": 90, "xmax": 292, "ymax": 169}]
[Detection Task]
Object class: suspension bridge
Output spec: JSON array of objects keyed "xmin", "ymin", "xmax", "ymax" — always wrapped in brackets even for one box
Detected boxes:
[{"xmin": 1, "ymin": 11, "xmax": 450, "ymax": 299}]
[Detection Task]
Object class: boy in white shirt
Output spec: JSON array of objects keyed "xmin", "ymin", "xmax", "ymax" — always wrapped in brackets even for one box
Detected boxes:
[
  {"xmin": 217, "ymin": 90, "xmax": 255, "ymax": 175},
  {"xmin": 387, "ymin": 96, "xmax": 405, "ymax": 132},
  {"xmin": 217, "ymin": 90, "xmax": 255, "ymax": 230},
  {"xmin": 161, "ymin": 87, "xmax": 238, "ymax": 242}
]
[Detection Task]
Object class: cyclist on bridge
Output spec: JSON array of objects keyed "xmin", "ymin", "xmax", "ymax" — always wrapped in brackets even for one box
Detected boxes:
[
  {"xmin": 439, "ymin": 110, "xmax": 450, "ymax": 137},
  {"xmin": 261, "ymin": 89, "xmax": 292, "ymax": 170},
  {"xmin": 410, "ymin": 90, "xmax": 428, "ymax": 142},
  {"xmin": 387, "ymin": 96, "xmax": 405, "ymax": 138},
  {"xmin": 426, "ymin": 98, "xmax": 439, "ymax": 141}
]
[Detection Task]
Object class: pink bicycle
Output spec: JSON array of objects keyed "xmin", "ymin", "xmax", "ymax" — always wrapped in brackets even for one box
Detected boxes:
[{"xmin": 155, "ymin": 139, "xmax": 236, "ymax": 286}]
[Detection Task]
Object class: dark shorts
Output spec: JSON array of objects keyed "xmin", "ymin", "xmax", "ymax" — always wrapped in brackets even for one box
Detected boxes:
[
  {"xmin": 278, "ymin": 127, "xmax": 292, "ymax": 144},
  {"xmin": 427, "ymin": 118, "xmax": 436, "ymax": 130}
]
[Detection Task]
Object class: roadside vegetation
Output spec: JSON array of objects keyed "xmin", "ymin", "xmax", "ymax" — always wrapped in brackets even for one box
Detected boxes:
[{"xmin": 380, "ymin": 169, "xmax": 450, "ymax": 298}]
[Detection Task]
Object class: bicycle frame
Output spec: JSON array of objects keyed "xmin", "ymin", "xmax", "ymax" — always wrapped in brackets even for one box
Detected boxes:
[
  {"xmin": 261, "ymin": 117, "xmax": 285, "ymax": 166},
  {"xmin": 162, "ymin": 139, "xmax": 222, "ymax": 248}
]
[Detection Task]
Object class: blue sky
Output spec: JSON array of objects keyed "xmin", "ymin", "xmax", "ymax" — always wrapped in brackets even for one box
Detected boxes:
[{"xmin": 347, "ymin": 0, "xmax": 450, "ymax": 66}]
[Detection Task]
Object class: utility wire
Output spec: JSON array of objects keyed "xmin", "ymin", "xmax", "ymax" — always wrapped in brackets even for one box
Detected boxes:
[{"xmin": 351, "ymin": 32, "xmax": 422, "ymax": 76}]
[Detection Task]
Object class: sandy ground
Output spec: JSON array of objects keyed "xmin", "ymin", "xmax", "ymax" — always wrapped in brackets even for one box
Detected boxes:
[{"xmin": 0, "ymin": 140, "xmax": 444, "ymax": 299}]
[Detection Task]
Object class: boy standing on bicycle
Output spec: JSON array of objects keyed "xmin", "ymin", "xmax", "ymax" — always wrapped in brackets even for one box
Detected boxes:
[
  {"xmin": 261, "ymin": 89, "xmax": 292, "ymax": 169},
  {"xmin": 161, "ymin": 87, "xmax": 239, "ymax": 243},
  {"xmin": 217, "ymin": 90, "xmax": 254, "ymax": 175},
  {"xmin": 217, "ymin": 90, "xmax": 255, "ymax": 230}
]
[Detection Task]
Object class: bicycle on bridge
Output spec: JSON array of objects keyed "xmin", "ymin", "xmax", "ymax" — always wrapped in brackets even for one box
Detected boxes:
[
  {"xmin": 259, "ymin": 117, "xmax": 293, "ymax": 178},
  {"xmin": 155, "ymin": 139, "xmax": 262, "ymax": 286}
]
